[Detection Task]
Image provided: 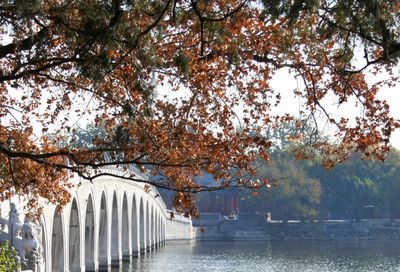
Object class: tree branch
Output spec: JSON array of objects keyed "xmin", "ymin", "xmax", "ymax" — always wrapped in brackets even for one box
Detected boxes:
[{"xmin": 0, "ymin": 27, "xmax": 48, "ymax": 58}]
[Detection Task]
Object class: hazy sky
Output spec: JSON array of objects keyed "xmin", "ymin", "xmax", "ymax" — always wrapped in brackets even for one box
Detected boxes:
[{"xmin": 270, "ymin": 68, "xmax": 400, "ymax": 149}]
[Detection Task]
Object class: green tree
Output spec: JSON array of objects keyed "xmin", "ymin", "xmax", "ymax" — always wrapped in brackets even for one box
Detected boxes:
[
  {"xmin": 0, "ymin": 240, "xmax": 20, "ymax": 272},
  {"xmin": 374, "ymin": 150, "xmax": 400, "ymax": 219},
  {"xmin": 307, "ymin": 153, "xmax": 387, "ymax": 220},
  {"xmin": 240, "ymin": 153, "xmax": 321, "ymax": 221}
]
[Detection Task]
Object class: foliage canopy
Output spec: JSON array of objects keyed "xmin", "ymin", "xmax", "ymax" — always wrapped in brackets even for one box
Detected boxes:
[{"xmin": 0, "ymin": 0, "xmax": 399, "ymax": 215}]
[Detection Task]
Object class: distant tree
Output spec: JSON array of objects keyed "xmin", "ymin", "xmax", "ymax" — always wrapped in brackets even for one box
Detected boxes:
[
  {"xmin": 375, "ymin": 150, "xmax": 400, "ymax": 219},
  {"xmin": 240, "ymin": 152, "xmax": 321, "ymax": 221},
  {"xmin": 65, "ymin": 124, "xmax": 108, "ymax": 149},
  {"xmin": 307, "ymin": 152, "xmax": 393, "ymax": 220},
  {"xmin": 266, "ymin": 118, "xmax": 326, "ymax": 152},
  {"xmin": 0, "ymin": 1, "xmax": 399, "ymax": 215}
]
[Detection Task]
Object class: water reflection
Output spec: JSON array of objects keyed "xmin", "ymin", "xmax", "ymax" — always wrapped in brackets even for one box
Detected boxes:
[{"xmin": 111, "ymin": 240, "xmax": 400, "ymax": 272}]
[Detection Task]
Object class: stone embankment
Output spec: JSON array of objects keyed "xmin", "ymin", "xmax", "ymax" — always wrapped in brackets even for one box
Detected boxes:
[
  {"xmin": 165, "ymin": 210, "xmax": 196, "ymax": 240},
  {"xmin": 193, "ymin": 213, "xmax": 400, "ymax": 240}
]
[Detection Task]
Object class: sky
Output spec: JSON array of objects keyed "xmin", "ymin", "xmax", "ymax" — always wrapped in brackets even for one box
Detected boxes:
[{"xmin": 270, "ymin": 67, "xmax": 400, "ymax": 149}]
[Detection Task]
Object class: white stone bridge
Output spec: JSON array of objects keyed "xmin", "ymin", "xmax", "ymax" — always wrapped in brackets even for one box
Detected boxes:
[{"xmin": 0, "ymin": 169, "xmax": 194, "ymax": 272}]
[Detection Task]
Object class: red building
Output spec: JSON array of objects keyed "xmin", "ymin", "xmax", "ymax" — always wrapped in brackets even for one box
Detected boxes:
[{"xmin": 196, "ymin": 190, "xmax": 240, "ymax": 215}]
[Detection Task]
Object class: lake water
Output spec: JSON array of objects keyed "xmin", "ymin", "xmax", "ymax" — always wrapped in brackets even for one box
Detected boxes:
[{"xmin": 113, "ymin": 240, "xmax": 400, "ymax": 272}]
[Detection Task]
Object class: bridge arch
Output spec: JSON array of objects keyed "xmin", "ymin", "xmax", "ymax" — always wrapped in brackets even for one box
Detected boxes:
[
  {"xmin": 51, "ymin": 207, "xmax": 64, "ymax": 272},
  {"xmin": 98, "ymin": 191, "xmax": 108, "ymax": 267},
  {"xmin": 131, "ymin": 193, "xmax": 139, "ymax": 255},
  {"xmin": 121, "ymin": 192, "xmax": 129, "ymax": 259},
  {"xmin": 111, "ymin": 190, "xmax": 119, "ymax": 264},
  {"xmin": 139, "ymin": 197, "xmax": 146, "ymax": 251},
  {"xmin": 151, "ymin": 206, "xmax": 155, "ymax": 248},
  {"xmin": 68, "ymin": 198, "xmax": 81, "ymax": 272},
  {"xmin": 146, "ymin": 201, "xmax": 151, "ymax": 250},
  {"xmin": 157, "ymin": 210, "xmax": 160, "ymax": 245},
  {"xmin": 85, "ymin": 193, "xmax": 95, "ymax": 271},
  {"xmin": 158, "ymin": 213, "xmax": 162, "ymax": 245},
  {"xmin": 155, "ymin": 207, "xmax": 158, "ymax": 247},
  {"xmin": 40, "ymin": 216, "xmax": 48, "ymax": 270}
]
